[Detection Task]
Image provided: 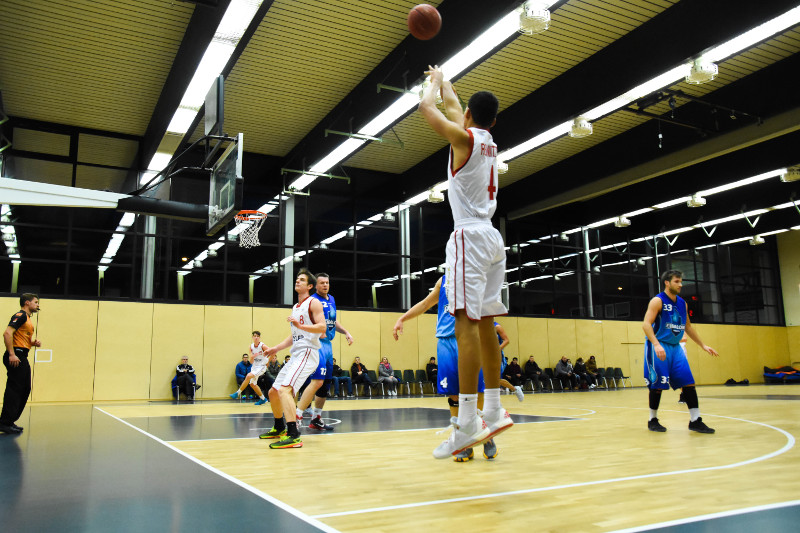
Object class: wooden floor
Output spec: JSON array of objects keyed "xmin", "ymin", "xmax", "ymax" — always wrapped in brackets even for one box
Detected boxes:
[{"xmin": 3, "ymin": 385, "xmax": 800, "ymax": 532}]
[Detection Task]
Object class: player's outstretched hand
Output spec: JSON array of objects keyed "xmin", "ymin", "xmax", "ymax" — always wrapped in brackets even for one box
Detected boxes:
[
  {"xmin": 703, "ymin": 345, "xmax": 719, "ymax": 357},
  {"xmin": 392, "ymin": 319, "xmax": 404, "ymax": 341},
  {"xmin": 345, "ymin": 332, "xmax": 354, "ymax": 346},
  {"xmin": 425, "ymin": 64, "xmax": 443, "ymax": 84}
]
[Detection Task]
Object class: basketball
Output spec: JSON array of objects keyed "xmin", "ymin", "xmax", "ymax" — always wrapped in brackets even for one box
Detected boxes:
[{"xmin": 407, "ymin": 4, "xmax": 441, "ymax": 40}]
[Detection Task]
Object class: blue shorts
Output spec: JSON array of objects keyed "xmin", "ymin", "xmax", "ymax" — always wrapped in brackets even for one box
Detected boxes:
[
  {"xmin": 436, "ymin": 335, "xmax": 485, "ymax": 395},
  {"xmin": 644, "ymin": 341, "xmax": 695, "ymax": 390},
  {"xmin": 310, "ymin": 341, "xmax": 333, "ymax": 380}
]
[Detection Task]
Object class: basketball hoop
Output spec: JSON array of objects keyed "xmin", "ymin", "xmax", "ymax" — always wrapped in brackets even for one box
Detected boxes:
[{"xmin": 234, "ymin": 210, "xmax": 267, "ymax": 248}]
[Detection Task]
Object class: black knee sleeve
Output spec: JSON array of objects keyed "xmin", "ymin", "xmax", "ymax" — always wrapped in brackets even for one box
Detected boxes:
[
  {"xmin": 682, "ymin": 386, "xmax": 699, "ymax": 409},
  {"xmin": 649, "ymin": 389, "xmax": 662, "ymax": 410},
  {"xmin": 447, "ymin": 397, "xmax": 459, "ymax": 408},
  {"xmin": 316, "ymin": 379, "xmax": 331, "ymax": 399}
]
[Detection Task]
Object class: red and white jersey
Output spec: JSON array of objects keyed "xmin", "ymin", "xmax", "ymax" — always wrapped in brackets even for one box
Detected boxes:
[
  {"xmin": 250, "ymin": 342, "xmax": 267, "ymax": 367},
  {"xmin": 290, "ymin": 296, "xmax": 321, "ymax": 356},
  {"xmin": 447, "ymin": 127, "xmax": 498, "ymax": 227}
]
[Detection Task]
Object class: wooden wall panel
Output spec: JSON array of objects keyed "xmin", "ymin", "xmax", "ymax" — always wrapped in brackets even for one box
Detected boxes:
[
  {"xmin": 31, "ymin": 299, "xmax": 97, "ymax": 402},
  {"xmin": 380, "ymin": 311, "xmax": 418, "ymax": 372},
  {"xmin": 547, "ymin": 319, "xmax": 576, "ymax": 364},
  {"xmin": 416, "ymin": 313, "xmax": 438, "ymax": 370},
  {"xmin": 203, "ymin": 305, "xmax": 253, "ymax": 398},
  {"xmin": 338, "ymin": 310, "xmax": 380, "ymax": 371},
  {"xmin": 94, "ymin": 301, "xmax": 153, "ymax": 400},
  {"xmin": 150, "ymin": 303, "xmax": 204, "ymax": 400},
  {"xmin": 517, "ymin": 317, "xmax": 550, "ymax": 368}
]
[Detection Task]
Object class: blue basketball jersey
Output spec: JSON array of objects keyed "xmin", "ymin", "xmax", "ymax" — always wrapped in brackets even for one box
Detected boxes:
[
  {"xmin": 436, "ymin": 275, "xmax": 455, "ymax": 338},
  {"xmin": 312, "ymin": 293, "xmax": 337, "ymax": 343},
  {"xmin": 650, "ymin": 292, "xmax": 686, "ymax": 346}
]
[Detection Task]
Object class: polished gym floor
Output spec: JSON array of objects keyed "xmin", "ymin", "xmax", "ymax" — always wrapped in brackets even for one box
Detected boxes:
[{"xmin": 1, "ymin": 385, "xmax": 798, "ymax": 532}]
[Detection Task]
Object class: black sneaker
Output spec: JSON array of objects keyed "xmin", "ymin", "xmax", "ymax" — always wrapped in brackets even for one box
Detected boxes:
[
  {"xmin": 678, "ymin": 393, "xmax": 686, "ymax": 404},
  {"xmin": 688, "ymin": 417, "xmax": 715, "ymax": 434},
  {"xmin": 648, "ymin": 418, "xmax": 667, "ymax": 432},
  {"xmin": 308, "ymin": 416, "xmax": 334, "ymax": 431},
  {"xmin": 11, "ymin": 423, "xmax": 23, "ymax": 432}
]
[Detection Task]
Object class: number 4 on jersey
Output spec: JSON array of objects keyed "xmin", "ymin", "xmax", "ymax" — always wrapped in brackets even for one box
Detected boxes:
[
  {"xmin": 439, "ymin": 377, "xmax": 448, "ymax": 389},
  {"xmin": 488, "ymin": 166, "xmax": 496, "ymax": 200}
]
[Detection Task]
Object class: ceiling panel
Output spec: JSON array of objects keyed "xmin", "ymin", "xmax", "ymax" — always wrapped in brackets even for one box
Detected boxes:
[{"xmin": 0, "ymin": 0, "xmax": 194, "ymax": 135}]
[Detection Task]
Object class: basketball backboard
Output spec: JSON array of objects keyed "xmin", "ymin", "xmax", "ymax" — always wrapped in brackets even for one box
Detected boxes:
[{"xmin": 207, "ymin": 132, "xmax": 243, "ymax": 236}]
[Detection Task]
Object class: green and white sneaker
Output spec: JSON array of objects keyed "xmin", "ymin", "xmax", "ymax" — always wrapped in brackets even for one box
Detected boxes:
[
  {"xmin": 259, "ymin": 427, "xmax": 287, "ymax": 439},
  {"xmin": 269, "ymin": 435, "xmax": 303, "ymax": 449}
]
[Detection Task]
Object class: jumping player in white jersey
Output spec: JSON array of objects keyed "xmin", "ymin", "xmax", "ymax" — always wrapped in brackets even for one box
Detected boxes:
[
  {"xmin": 419, "ymin": 65, "xmax": 512, "ymax": 458},
  {"xmin": 259, "ymin": 269, "xmax": 326, "ymax": 449},
  {"xmin": 230, "ymin": 331, "xmax": 269, "ymax": 404}
]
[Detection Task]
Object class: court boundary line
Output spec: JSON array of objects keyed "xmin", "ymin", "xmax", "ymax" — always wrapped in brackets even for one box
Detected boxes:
[
  {"xmin": 608, "ymin": 499, "xmax": 800, "ymax": 532},
  {"xmin": 94, "ymin": 407, "xmax": 341, "ymax": 533},
  {"xmin": 312, "ymin": 411, "xmax": 795, "ymax": 519}
]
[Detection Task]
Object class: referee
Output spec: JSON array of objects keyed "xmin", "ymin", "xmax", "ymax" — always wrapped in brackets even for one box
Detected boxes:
[{"xmin": 1, "ymin": 293, "xmax": 41, "ymax": 434}]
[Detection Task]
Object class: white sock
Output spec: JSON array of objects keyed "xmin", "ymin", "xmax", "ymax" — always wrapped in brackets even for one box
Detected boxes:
[
  {"xmin": 483, "ymin": 388, "xmax": 502, "ymax": 412},
  {"xmin": 260, "ymin": 395, "xmax": 266, "ymax": 400},
  {"xmin": 296, "ymin": 407, "xmax": 303, "ymax": 418},
  {"xmin": 689, "ymin": 408, "xmax": 700, "ymax": 422},
  {"xmin": 313, "ymin": 407, "xmax": 322, "ymax": 417},
  {"xmin": 649, "ymin": 409, "xmax": 658, "ymax": 420},
  {"xmin": 457, "ymin": 394, "xmax": 479, "ymax": 427}
]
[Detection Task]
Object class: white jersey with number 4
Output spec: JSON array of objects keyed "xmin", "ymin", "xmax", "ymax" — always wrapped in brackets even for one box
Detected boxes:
[
  {"xmin": 290, "ymin": 296, "xmax": 321, "ymax": 356},
  {"xmin": 447, "ymin": 127, "xmax": 498, "ymax": 226},
  {"xmin": 250, "ymin": 342, "xmax": 267, "ymax": 367}
]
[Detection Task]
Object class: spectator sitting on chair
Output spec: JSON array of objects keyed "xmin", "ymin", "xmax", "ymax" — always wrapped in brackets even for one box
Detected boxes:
[
  {"xmin": 426, "ymin": 357, "xmax": 438, "ymax": 383},
  {"xmin": 235, "ymin": 353, "xmax": 255, "ymax": 399},
  {"xmin": 524, "ymin": 355, "xmax": 547, "ymax": 391},
  {"xmin": 555, "ymin": 356, "xmax": 578, "ymax": 391},
  {"xmin": 283, "ymin": 354, "xmax": 291, "ymax": 369},
  {"xmin": 574, "ymin": 357, "xmax": 596, "ymax": 389},
  {"xmin": 585, "ymin": 355, "xmax": 600, "ymax": 387},
  {"xmin": 173, "ymin": 356, "xmax": 198, "ymax": 399},
  {"xmin": 260, "ymin": 353, "xmax": 280, "ymax": 392},
  {"xmin": 502, "ymin": 357, "xmax": 523, "ymax": 387},
  {"xmin": 378, "ymin": 356, "xmax": 399, "ymax": 396},
  {"xmin": 351, "ymin": 357, "xmax": 374, "ymax": 395},
  {"xmin": 332, "ymin": 358, "xmax": 353, "ymax": 397}
]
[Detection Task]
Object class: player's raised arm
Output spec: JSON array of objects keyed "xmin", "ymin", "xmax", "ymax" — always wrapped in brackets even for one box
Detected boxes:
[
  {"xmin": 393, "ymin": 278, "xmax": 442, "ymax": 340},
  {"xmin": 418, "ymin": 66, "xmax": 470, "ymax": 149},
  {"xmin": 441, "ymin": 80, "xmax": 464, "ymax": 125}
]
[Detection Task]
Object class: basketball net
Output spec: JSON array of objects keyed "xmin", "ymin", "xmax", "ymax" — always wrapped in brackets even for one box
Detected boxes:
[{"xmin": 234, "ymin": 210, "xmax": 267, "ymax": 248}]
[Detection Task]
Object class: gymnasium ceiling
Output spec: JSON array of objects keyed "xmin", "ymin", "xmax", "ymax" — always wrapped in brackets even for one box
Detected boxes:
[{"xmin": 1, "ymin": 0, "xmax": 800, "ymax": 269}]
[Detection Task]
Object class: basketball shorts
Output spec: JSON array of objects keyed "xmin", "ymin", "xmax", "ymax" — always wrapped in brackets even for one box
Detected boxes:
[
  {"xmin": 248, "ymin": 365, "xmax": 266, "ymax": 385},
  {"xmin": 436, "ymin": 335, "xmax": 485, "ymax": 395},
  {"xmin": 273, "ymin": 348, "xmax": 320, "ymax": 393},
  {"xmin": 446, "ymin": 223, "xmax": 508, "ymax": 320},
  {"xmin": 644, "ymin": 341, "xmax": 695, "ymax": 390},
  {"xmin": 309, "ymin": 341, "xmax": 334, "ymax": 380}
]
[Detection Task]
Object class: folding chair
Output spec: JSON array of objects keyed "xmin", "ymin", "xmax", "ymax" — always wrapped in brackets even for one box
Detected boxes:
[
  {"xmin": 544, "ymin": 368, "xmax": 562, "ymax": 391},
  {"xmin": 606, "ymin": 367, "xmax": 618, "ymax": 389},
  {"xmin": 392, "ymin": 369, "xmax": 404, "ymax": 395},
  {"xmin": 367, "ymin": 370, "xmax": 384, "ymax": 396},
  {"xmin": 402, "ymin": 369, "xmax": 416, "ymax": 395},
  {"xmin": 416, "ymin": 369, "xmax": 433, "ymax": 395},
  {"xmin": 614, "ymin": 367, "xmax": 632, "ymax": 387},
  {"xmin": 595, "ymin": 368, "xmax": 608, "ymax": 389}
]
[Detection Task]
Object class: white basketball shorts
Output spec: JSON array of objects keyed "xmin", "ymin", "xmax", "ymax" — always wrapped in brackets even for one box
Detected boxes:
[
  {"xmin": 248, "ymin": 365, "xmax": 266, "ymax": 385},
  {"xmin": 445, "ymin": 222, "xmax": 508, "ymax": 320},
  {"xmin": 272, "ymin": 348, "xmax": 319, "ymax": 393}
]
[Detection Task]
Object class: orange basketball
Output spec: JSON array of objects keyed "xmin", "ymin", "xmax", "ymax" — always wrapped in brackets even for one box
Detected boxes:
[{"xmin": 407, "ymin": 4, "xmax": 441, "ymax": 40}]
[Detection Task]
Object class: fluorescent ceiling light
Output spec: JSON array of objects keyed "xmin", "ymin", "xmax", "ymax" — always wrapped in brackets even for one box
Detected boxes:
[
  {"xmin": 704, "ymin": 6, "xmax": 800, "ymax": 63},
  {"xmin": 147, "ymin": 152, "xmax": 173, "ymax": 172},
  {"xmin": 698, "ymin": 168, "xmax": 784, "ymax": 196},
  {"xmin": 166, "ymin": 107, "xmax": 201, "ymax": 136},
  {"xmin": 501, "ymin": 6, "xmax": 800, "ymax": 161}
]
